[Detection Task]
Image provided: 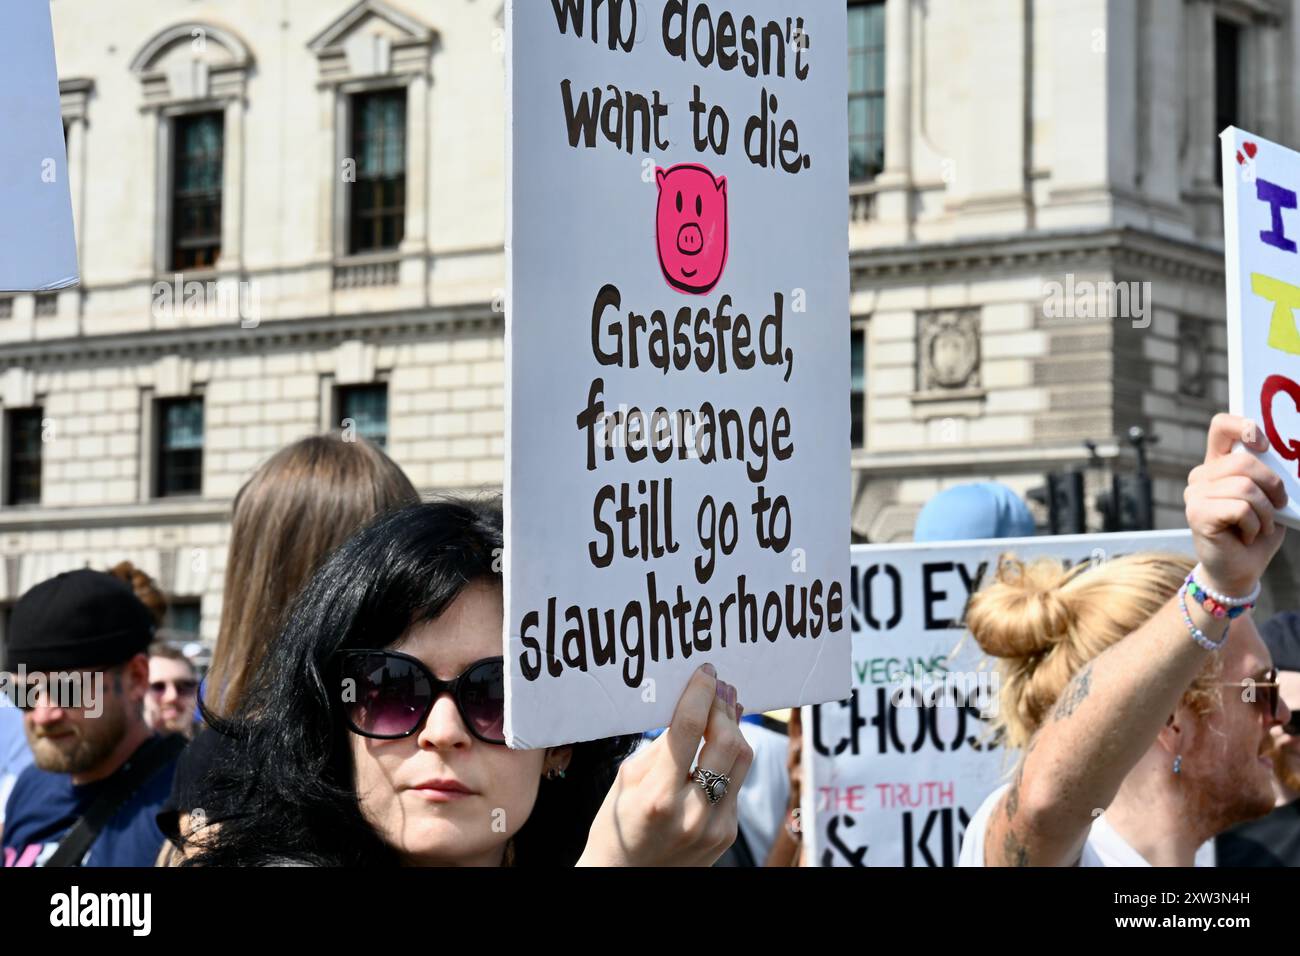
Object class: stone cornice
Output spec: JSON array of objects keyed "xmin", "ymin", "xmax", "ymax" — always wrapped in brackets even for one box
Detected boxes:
[
  {"xmin": 0, "ymin": 487, "xmax": 497, "ymax": 534},
  {"xmin": 0, "ymin": 302, "xmax": 500, "ymax": 369},
  {"xmin": 851, "ymin": 439, "xmax": 1202, "ymax": 478},
  {"xmin": 0, "ymin": 499, "xmax": 228, "ymax": 534},
  {"xmin": 850, "ymin": 227, "xmax": 1226, "ymax": 288}
]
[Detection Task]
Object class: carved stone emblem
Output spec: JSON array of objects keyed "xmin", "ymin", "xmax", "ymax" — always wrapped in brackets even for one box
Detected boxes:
[{"xmin": 919, "ymin": 310, "xmax": 980, "ymax": 391}]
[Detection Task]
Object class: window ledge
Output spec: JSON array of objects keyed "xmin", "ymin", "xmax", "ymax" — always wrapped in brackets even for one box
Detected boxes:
[
  {"xmin": 333, "ymin": 255, "xmax": 402, "ymax": 290},
  {"xmin": 850, "ymin": 182, "xmax": 880, "ymax": 223}
]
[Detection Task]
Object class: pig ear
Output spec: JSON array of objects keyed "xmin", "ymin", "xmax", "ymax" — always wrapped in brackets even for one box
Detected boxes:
[
  {"xmin": 656, "ymin": 168, "xmax": 667, "ymax": 189},
  {"xmin": 714, "ymin": 175, "xmax": 727, "ymax": 195}
]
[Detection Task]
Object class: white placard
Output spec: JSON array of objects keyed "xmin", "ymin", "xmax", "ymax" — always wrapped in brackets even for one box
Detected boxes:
[
  {"xmin": 805, "ymin": 529, "xmax": 1194, "ymax": 867},
  {"xmin": 0, "ymin": 0, "xmax": 79, "ymax": 292},
  {"xmin": 505, "ymin": 1, "xmax": 850, "ymax": 748},
  {"xmin": 1222, "ymin": 127, "xmax": 1300, "ymax": 527}
]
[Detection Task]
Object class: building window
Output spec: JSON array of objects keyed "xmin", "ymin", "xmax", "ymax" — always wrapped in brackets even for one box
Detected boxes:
[
  {"xmin": 851, "ymin": 327, "xmax": 867, "ymax": 448},
  {"xmin": 849, "ymin": 1, "xmax": 886, "ymax": 183},
  {"xmin": 348, "ymin": 89, "xmax": 407, "ymax": 255},
  {"xmin": 156, "ymin": 397, "xmax": 204, "ymax": 497},
  {"xmin": 171, "ymin": 112, "xmax": 224, "ymax": 270},
  {"xmin": 164, "ymin": 598, "xmax": 201, "ymax": 640},
  {"xmin": 1214, "ymin": 19, "xmax": 1241, "ymax": 187},
  {"xmin": 6, "ymin": 408, "xmax": 44, "ymax": 506},
  {"xmin": 0, "ymin": 604, "xmax": 12, "ymax": 669},
  {"xmin": 33, "ymin": 294, "xmax": 58, "ymax": 318},
  {"xmin": 337, "ymin": 383, "xmax": 389, "ymax": 449}
]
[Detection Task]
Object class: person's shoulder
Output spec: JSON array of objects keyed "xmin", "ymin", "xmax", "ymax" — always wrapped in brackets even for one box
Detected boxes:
[
  {"xmin": 3, "ymin": 762, "xmax": 72, "ymax": 836},
  {"xmin": 1214, "ymin": 803, "xmax": 1298, "ymax": 867},
  {"xmin": 9, "ymin": 760, "xmax": 67, "ymax": 800}
]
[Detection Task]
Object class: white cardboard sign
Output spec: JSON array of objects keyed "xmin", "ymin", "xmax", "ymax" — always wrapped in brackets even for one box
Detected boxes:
[
  {"xmin": 806, "ymin": 530, "xmax": 1194, "ymax": 866},
  {"xmin": 0, "ymin": 0, "xmax": 79, "ymax": 292},
  {"xmin": 1222, "ymin": 127, "xmax": 1300, "ymax": 527},
  {"xmin": 505, "ymin": 1, "xmax": 850, "ymax": 748}
]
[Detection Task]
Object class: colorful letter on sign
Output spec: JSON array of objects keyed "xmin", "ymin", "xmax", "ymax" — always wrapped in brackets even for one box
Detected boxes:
[{"xmin": 1222, "ymin": 128, "xmax": 1300, "ymax": 527}]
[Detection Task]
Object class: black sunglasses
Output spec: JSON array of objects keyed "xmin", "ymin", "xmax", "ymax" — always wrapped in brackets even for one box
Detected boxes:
[
  {"xmin": 338, "ymin": 650, "xmax": 506, "ymax": 745},
  {"xmin": 1226, "ymin": 668, "xmax": 1282, "ymax": 723},
  {"xmin": 149, "ymin": 679, "xmax": 198, "ymax": 697}
]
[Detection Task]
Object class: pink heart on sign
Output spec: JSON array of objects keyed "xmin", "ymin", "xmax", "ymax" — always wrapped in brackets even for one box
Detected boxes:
[{"xmin": 1244, "ymin": 141, "xmax": 1258, "ymax": 159}]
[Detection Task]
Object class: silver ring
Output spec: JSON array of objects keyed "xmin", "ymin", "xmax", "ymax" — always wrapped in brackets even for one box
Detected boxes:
[{"xmin": 692, "ymin": 767, "xmax": 730, "ymax": 806}]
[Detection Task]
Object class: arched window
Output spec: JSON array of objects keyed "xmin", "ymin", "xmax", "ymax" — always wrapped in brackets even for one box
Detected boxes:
[{"xmin": 130, "ymin": 23, "xmax": 254, "ymax": 274}]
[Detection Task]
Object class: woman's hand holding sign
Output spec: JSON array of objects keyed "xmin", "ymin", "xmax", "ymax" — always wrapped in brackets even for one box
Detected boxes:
[{"xmin": 577, "ymin": 664, "xmax": 753, "ymax": 866}]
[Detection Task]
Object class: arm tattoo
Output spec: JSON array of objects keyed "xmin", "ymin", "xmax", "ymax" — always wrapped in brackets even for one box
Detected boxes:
[
  {"xmin": 1005, "ymin": 768, "xmax": 1021, "ymax": 820},
  {"xmin": 1004, "ymin": 735, "xmax": 1037, "ymax": 821},
  {"xmin": 1050, "ymin": 662, "xmax": 1094, "ymax": 722},
  {"xmin": 1002, "ymin": 828, "xmax": 1030, "ymax": 867}
]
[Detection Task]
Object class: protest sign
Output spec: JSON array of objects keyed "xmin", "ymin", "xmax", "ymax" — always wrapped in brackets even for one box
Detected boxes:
[
  {"xmin": 1222, "ymin": 127, "xmax": 1300, "ymax": 527},
  {"xmin": 0, "ymin": 0, "xmax": 79, "ymax": 292},
  {"xmin": 805, "ymin": 529, "xmax": 1195, "ymax": 867},
  {"xmin": 504, "ymin": 1, "xmax": 850, "ymax": 748}
]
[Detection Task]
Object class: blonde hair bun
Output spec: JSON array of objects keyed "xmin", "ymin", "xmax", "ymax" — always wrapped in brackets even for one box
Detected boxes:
[{"xmin": 967, "ymin": 558, "xmax": 1076, "ymax": 659}]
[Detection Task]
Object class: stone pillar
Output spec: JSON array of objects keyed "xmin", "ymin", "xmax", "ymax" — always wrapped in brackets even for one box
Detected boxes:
[
  {"xmin": 218, "ymin": 97, "xmax": 245, "ymax": 271},
  {"xmin": 401, "ymin": 72, "xmax": 429, "ymax": 254},
  {"xmin": 1183, "ymin": 0, "xmax": 1219, "ymax": 238},
  {"xmin": 872, "ymin": 0, "xmax": 913, "ymax": 240},
  {"xmin": 316, "ymin": 85, "xmax": 338, "ymax": 259}
]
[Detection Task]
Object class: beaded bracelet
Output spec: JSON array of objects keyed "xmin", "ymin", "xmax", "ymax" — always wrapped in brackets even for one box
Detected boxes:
[
  {"xmin": 1178, "ymin": 585, "xmax": 1231, "ymax": 651},
  {"xmin": 1185, "ymin": 566, "xmax": 1259, "ymax": 620}
]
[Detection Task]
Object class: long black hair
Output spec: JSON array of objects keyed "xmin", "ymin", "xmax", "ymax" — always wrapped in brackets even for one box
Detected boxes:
[{"xmin": 185, "ymin": 497, "xmax": 638, "ymax": 866}]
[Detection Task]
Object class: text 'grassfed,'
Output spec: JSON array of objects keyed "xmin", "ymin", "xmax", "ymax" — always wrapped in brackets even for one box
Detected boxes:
[{"xmin": 504, "ymin": 0, "xmax": 850, "ymax": 748}]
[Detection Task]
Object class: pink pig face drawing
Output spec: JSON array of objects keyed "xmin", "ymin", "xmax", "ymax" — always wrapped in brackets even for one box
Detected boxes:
[{"xmin": 655, "ymin": 164, "xmax": 728, "ymax": 295}]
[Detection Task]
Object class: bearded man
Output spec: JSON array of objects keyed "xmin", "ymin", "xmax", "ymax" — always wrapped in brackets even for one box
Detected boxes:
[
  {"xmin": 1216, "ymin": 611, "xmax": 1300, "ymax": 866},
  {"xmin": 2, "ymin": 570, "xmax": 184, "ymax": 867}
]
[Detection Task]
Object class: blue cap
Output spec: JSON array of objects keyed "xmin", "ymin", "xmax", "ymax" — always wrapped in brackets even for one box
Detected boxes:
[{"xmin": 913, "ymin": 482, "xmax": 1037, "ymax": 543}]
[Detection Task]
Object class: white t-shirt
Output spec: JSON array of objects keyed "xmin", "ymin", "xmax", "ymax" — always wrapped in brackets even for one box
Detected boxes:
[
  {"xmin": 958, "ymin": 783, "xmax": 1152, "ymax": 867},
  {"xmin": 734, "ymin": 720, "xmax": 789, "ymax": 862}
]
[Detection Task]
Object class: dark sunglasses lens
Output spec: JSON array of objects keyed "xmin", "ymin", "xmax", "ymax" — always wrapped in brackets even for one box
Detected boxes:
[
  {"xmin": 460, "ymin": 660, "xmax": 505, "ymax": 742},
  {"xmin": 345, "ymin": 654, "xmax": 431, "ymax": 737}
]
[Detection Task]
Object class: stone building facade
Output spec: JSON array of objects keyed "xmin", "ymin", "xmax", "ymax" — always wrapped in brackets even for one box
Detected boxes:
[{"xmin": 2, "ymin": 0, "xmax": 1298, "ymax": 653}]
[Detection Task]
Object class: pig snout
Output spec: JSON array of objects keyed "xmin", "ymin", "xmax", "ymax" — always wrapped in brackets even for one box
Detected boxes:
[{"xmin": 676, "ymin": 222, "xmax": 704, "ymax": 256}]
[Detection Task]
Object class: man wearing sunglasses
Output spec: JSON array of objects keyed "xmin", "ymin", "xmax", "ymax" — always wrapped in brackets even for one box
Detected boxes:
[
  {"xmin": 1, "ymin": 569, "xmax": 185, "ymax": 867},
  {"xmin": 962, "ymin": 414, "xmax": 1294, "ymax": 867},
  {"xmin": 1216, "ymin": 612, "xmax": 1300, "ymax": 866},
  {"xmin": 144, "ymin": 643, "xmax": 199, "ymax": 739}
]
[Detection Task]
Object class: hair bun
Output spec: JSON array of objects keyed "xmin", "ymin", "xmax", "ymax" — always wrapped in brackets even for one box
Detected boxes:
[{"xmin": 966, "ymin": 557, "xmax": 1075, "ymax": 659}]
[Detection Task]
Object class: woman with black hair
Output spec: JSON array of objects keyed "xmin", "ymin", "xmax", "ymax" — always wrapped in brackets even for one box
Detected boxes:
[{"xmin": 183, "ymin": 498, "xmax": 752, "ymax": 866}]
